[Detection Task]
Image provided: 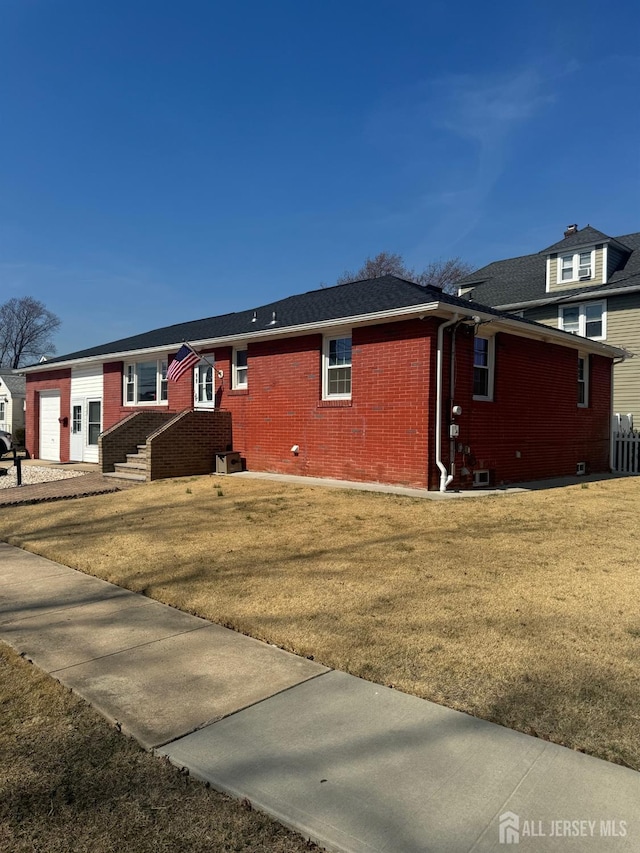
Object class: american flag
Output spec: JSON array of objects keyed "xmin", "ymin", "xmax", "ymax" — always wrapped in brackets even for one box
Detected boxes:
[{"xmin": 167, "ymin": 343, "xmax": 201, "ymax": 382}]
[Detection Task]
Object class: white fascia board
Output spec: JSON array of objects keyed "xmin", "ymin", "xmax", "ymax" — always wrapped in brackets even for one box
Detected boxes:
[
  {"xmin": 496, "ymin": 283, "xmax": 640, "ymax": 312},
  {"xmin": 19, "ymin": 302, "xmax": 443, "ymax": 374},
  {"xmin": 468, "ymin": 309, "xmax": 625, "ymax": 359},
  {"xmin": 20, "ymin": 297, "xmax": 625, "ymax": 376}
]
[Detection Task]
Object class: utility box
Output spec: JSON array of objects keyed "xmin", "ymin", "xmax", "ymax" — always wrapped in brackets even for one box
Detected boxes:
[{"xmin": 215, "ymin": 451, "xmax": 242, "ymax": 474}]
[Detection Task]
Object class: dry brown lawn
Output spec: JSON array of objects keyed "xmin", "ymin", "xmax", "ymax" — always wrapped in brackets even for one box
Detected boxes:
[
  {"xmin": 3, "ymin": 474, "xmax": 640, "ymax": 770},
  {"xmin": 0, "ymin": 644, "xmax": 317, "ymax": 853}
]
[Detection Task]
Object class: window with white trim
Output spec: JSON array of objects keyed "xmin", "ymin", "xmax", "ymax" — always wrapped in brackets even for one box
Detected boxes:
[
  {"xmin": 0, "ymin": 401, "xmax": 4, "ymax": 423},
  {"xmin": 559, "ymin": 301, "xmax": 605, "ymax": 340},
  {"xmin": 473, "ymin": 335, "xmax": 494, "ymax": 401},
  {"xmin": 87, "ymin": 400, "xmax": 102, "ymax": 445},
  {"xmin": 578, "ymin": 355, "xmax": 589, "ymax": 407},
  {"xmin": 559, "ymin": 249, "xmax": 595, "ymax": 283},
  {"xmin": 123, "ymin": 359, "xmax": 168, "ymax": 405},
  {"xmin": 232, "ymin": 348, "xmax": 248, "ymax": 389},
  {"xmin": 323, "ymin": 335, "xmax": 352, "ymax": 399}
]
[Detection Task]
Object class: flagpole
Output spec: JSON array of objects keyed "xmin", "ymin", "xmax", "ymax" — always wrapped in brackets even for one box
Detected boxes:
[{"xmin": 183, "ymin": 342, "xmax": 222, "ymax": 378}]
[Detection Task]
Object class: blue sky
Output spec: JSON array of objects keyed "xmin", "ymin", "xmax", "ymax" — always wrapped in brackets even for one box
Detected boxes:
[{"xmin": 2, "ymin": 0, "xmax": 639, "ymax": 356}]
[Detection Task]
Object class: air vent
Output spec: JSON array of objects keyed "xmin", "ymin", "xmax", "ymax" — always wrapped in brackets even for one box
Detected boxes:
[
  {"xmin": 576, "ymin": 461, "xmax": 586, "ymax": 476},
  {"xmin": 578, "ymin": 266, "xmax": 591, "ymax": 279}
]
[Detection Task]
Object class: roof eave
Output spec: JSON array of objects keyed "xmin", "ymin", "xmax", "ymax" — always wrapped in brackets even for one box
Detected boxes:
[
  {"xmin": 495, "ymin": 282, "xmax": 640, "ymax": 312},
  {"xmin": 20, "ymin": 302, "xmax": 444, "ymax": 373},
  {"xmin": 20, "ymin": 296, "xmax": 624, "ymax": 376}
]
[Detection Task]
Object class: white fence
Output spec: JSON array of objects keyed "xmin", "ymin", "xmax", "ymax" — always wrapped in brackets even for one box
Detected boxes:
[{"xmin": 612, "ymin": 430, "xmax": 640, "ymax": 474}]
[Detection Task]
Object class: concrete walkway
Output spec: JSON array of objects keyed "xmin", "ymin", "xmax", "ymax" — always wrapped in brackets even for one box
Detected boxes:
[{"xmin": 1, "ymin": 542, "xmax": 638, "ymax": 852}]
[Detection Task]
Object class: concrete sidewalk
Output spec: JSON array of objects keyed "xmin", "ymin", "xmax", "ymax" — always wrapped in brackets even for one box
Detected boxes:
[{"xmin": 1, "ymin": 542, "xmax": 638, "ymax": 852}]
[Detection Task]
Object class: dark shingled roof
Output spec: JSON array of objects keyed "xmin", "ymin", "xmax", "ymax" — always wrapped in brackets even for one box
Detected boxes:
[
  {"xmin": 457, "ymin": 229, "xmax": 640, "ymax": 308},
  {"xmin": 39, "ymin": 276, "xmax": 439, "ymax": 365},
  {"xmin": 0, "ymin": 371, "xmax": 26, "ymax": 396},
  {"xmin": 541, "ymin": 225, "xmax": 616, "ymax": 254},
  {"xmin": 33, "ymin": 274, "xmax": 561, "ymax": 368}
]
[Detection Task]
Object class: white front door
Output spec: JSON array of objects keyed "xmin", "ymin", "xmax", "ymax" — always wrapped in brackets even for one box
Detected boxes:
[
  {"xmin": 39, "ymin": 391, "xmax": 60, "ymax": 461},
  {"xmin": 85, "ymin": 399, "xmax": 102, "ymax": 463},
  {"xmin": 69, "ymin": 398, "xmax": 102, "ymax": 462},
  {"xmin": 194, "ymin": 361, "xmax": 215, "ymax": 407},
  {"xmin": 70, "ymin": 400, "xmax": 83, "ymax": 461}
]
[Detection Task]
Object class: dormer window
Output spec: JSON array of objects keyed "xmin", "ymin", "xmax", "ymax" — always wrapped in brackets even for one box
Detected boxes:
[{"xmin": 559, "ymin": 250, "xmax": 594, "ymax": 283}]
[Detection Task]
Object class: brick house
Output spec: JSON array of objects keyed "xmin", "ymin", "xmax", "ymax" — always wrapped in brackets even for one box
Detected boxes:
[{"xmin": 20, "ymin": 275, "xmax": 623, "ymax": 490}]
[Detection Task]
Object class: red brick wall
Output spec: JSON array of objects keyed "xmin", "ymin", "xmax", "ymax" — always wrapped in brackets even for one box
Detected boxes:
[
  {"xmin": 25, "ymin": 322, "xmax": 614, "ymax": 489},
  {"xmin": 25, "ymin": 370, "xmax": 72, "ymax": 461},
  {"xmin": 147, "ymin": 409, "xmax": 232, "ymax": 480},
  {"xmin": 212, "ymin": 320, "xmax": 436, "ymax": 488},
  {"xmin": 102, "ymin": 354, "xmax": 209, "ymax": 429},
  {"xmin": 446, "ymin": 327, "xmax": 612, "ymax": 487}
]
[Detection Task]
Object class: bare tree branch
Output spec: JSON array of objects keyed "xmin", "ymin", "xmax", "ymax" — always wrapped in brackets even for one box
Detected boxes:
[
  {"xmin": 336, "ymin": 252, "xmax": 415, "ymax": 284},
  {"xmin": 0, "ymin": 297, "xmax": 61, "ymax": 368},
  {"xmin": 413, "ymin": 257, "xmax": 474, "ymax": 294},
  {"xmin": 334, "ymin": 252, "xmax": 473, "ymax": 294}
]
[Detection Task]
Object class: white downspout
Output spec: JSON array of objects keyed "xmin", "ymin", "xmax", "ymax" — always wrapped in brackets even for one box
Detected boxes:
[{"xmin": 435, "ymin": 315, "xmax": 459, "ymax": 492}]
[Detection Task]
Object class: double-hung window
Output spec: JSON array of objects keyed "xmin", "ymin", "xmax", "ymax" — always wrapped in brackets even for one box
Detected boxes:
[
  {"xmin": 123, "ymin": 359, "xmax": 168, "ymax": 405},
  {"xmin": 578, "ymin": 355, "xmax": 589, "ymax": 407},
  {"xmin": 559, "ymin": 301, "xmax": 605, "ymax": 340},
  {"xmin": 232, "ymin": 348, "xmax": 248, "ymax": 389},
  {"xmin": 323, "ymin": 335, "xmax": 352, "ymax": 399},
  {"xmin": 473, "ymin": 336, "xmax": 495, "ymax": 401},
  {"xmin": 559, "ymin": 250, "xmax": 594, "ymax": 283}
]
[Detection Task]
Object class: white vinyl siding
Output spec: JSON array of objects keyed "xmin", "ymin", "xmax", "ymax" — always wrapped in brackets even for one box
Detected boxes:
[
  {"xmin": 0, "ymin": 382, "xmax": 24, "ymax": 434},
  {"xmin": 71, "ymin": 366, "xmax": 104, "ymax": 462}
]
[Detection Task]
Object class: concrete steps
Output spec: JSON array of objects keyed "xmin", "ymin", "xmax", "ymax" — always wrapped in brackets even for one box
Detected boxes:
[
  {"xmin": 105, "ymin": 445, "xmax": 148, "ymax": 482},
  {"xmin": 103, "ymin": 470, "xmax": 147, "ymax": 483}
]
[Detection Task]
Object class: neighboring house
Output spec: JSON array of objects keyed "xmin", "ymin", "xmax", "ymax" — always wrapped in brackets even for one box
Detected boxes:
[
  {"xmin": 0, "ymin": 370, "xmax": 26, "ymax": 436},
  {"xmin": 20, "ymin": 275, "xmax": 623, "ymax": 490},
  {"xmin": 456, "ymin": 224, "xmax": 640, "ymax": 425}
]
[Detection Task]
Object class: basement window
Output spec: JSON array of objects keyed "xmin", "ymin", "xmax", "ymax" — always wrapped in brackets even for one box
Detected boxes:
[{"xmin": 123, "ymin": 359, "xmax": 168, "ymax": 405}]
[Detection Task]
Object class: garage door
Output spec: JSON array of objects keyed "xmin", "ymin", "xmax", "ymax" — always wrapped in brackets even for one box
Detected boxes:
[{"xmin": 39, "ymin": 391, "xmax": 61, "ymax": 461}]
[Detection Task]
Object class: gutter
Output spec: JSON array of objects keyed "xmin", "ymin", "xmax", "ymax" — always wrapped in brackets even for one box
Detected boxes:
[
  {"xmin": 19, "ymin": 296, "xmax": 625, "ymax": 376},
  {"xmin": 19, "ymin": 302, "xmax": 441, "ymax": 373},
  {"xmin": 435, "ymin": 315, "xmax": 459, "ymax": 492},
  {"xmin": 495, "ymin": 282, "xmax": 640, "ymax": 313}
]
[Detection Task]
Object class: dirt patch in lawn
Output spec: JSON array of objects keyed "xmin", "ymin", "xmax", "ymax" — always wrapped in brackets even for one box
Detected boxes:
[
  {"xmin": 3, "ymin": 474, "xmax": 640, "ymax": 769},
  {"xmin": 0, "ymin": 645, "xmax": 317, "ymax": 853}
]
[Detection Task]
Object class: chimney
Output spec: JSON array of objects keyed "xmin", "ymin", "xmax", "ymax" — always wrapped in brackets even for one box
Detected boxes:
[{"xmin": 564, "ymin": 224, "xmax": 578, "ymax": 238}]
